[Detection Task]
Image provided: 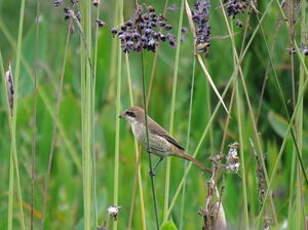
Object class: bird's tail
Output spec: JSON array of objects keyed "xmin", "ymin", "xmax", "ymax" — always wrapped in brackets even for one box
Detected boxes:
[{"xmin": 174, "ymin": 151, "xmax": 211, "ymax": 173}]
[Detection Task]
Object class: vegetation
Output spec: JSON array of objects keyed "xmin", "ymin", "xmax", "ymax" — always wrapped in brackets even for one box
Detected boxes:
[{"xmin": 0, "ymin": 0, "xmax": 307, "ymax": 229}]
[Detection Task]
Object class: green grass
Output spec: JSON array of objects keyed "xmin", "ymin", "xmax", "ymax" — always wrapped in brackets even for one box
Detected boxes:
[{"xmin": 0, "ymin": 0, "xmax": 307, "ymax": 229}]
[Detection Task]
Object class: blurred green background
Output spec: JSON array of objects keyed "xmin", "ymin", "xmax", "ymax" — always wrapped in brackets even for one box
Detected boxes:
[{"xmin": 0, "ymin": 0, "xmax": 307, "ymax": 229}]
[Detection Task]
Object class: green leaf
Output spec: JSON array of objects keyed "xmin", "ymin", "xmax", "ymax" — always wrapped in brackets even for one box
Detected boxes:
[
  {"xmin": 161, "ymin": 221, "xmax": 178, "ymax": 230},
  {"xmin": 268, "ymin": 111, "xmax": 308, "ymax": 150}
]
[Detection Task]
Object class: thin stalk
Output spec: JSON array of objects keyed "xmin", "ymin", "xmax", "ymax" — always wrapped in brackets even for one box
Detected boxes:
[
  {"xmin": 184, "ymin": 0, "xmax": 229, "ymax": 114},
  {"xmin": 163, "ymin": 0, "xmax": 185, "ymax": 222},
  {"xmin": 219, "ymin": 88, "xmax": 235, "ymax": 154},
  {"xmin": 205, "ymin": 69, "xmax": 214, "ymax": 154},
  {"xmin": 146, "ymin": 0, "xmax": 169, "ymax": 107},
  {"xmin": 92, "ymin": 3, "xmax": 101, "ymax": 227},
  {"xmin": 295, "ymin": 0, "xmax": 306, "ymax": 228},
  {"xmin": 140, "ymin": 51, "xmax": 160, "ymax": 230},
  {"xmin": 31, "ymin": 1, "xmax": 40, "ymax": 229},
  {"xmin": 0, "ymin": 52, "xmax": 14, "ymax": 230},
  {"xmin": 125, "ymin": 53, "xmax": 147, "ymax": 230},
  {"xmin": 256, "ymin": 50, "xmax": 308, "ymax": 227},
  {"xmin": 254, "ymin": 13, "xmax": 308, "ymax": 186},
  {"xmin": 113, "ymin": 1, "xmax": 123, "ymax": 229},
  {"xmin": 218, "ymin": 0, "xmax": 279, "ymax": 221},
  {"xmin": 197, "ymin": 55, "xmax": 229, "ymax": 114},
  {"xmin": 11, "ymin": 0, "xmax": 26, "ymax": 227},
  {"xmin": 80, "ymin": 1, "xmax": 93, "ymax": 229},
  {"xmin": 179, "ymin": 57, "xmax": 196, "ymax": 230},
  {"xmin": 0, "ymin": 20, "xmax": 81, "ymax": 172},
  {"xmin": 167, "ymin": 73, "xmax": 235, "ymax": 218},
  {"xmin": 41, "ymin": 31, "xmax": 71, "ymax": 229},
  {"xmin": 267, "ymin": 0, "xmax": 308, "ymax": 185},
  {"xmin": 235, "ymin": 80, "xmax": 249, "ymax": 228}
]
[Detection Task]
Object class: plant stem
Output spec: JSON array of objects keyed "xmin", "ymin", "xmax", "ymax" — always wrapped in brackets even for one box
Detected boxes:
[
  {"xmin": 179, "ymin": 56, "xmax": 196, "ymax": 230},
  {"xmin": 113, "ymin": 1, "xmax": 123, "ymax": 229},
  {"xmin": 163, "ymin": 0, "xmax": 185, "ymax": 222},
  {"xmin": 140, "ymin": 51, "xmax": 160, "ymax": 230},
  {"xmin": 80, "ymin": 1, "xmax": 93, "ymax": 229},
  {"xmin": 125, "ymin": 53, "xmax": 147, "ymax": 230}
]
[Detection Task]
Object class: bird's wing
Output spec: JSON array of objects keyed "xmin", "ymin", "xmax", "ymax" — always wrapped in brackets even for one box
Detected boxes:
[{"xmin": 148, "ymin": 118, "xmax": 185, "ymax": 151}]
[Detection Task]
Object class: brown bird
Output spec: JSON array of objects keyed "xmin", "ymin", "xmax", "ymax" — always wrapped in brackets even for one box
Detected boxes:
[{"xmin": 119, "ymin": 106, "xmax": 210, "ymax": 173}]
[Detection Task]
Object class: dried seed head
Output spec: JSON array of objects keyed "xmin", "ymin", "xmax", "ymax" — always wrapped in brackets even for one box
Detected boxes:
[
  {"xmin": 95, "ymin": 19, "xmax": 105, "ymax": 27},
  {"xmin": 107, "ymin": 205, "xmax": 121, "ymax": 220},
  {"xmin": 5, "ymin": 63, "xmax": 14, "ymax": 116},
  {"xmin": 225, "ymin": 142, "xmax": 240, "ymax": 173},
  {"xmin": 53, "ymin": 0, "xmax": 64, "ymax": 7},
  {"xmin": 236, "ymin": 19, "xmax": 243, "ymax": 27},
  {"xmin": 300, "ymin": 43, "xmax": 308, "ymax": 56},
  {"xmin": 192, "ymin": 0, "xmax": 211, "ymax": 54},
  {"xmin": 112, "ymin": 5, "xmax": 176, "ymax": 53},
  {"xmin": 111, "ymin": 27, "xmax": 118, "ymax": 36},
  {"xmin": 147, "ymin": 5, "xmax": 155, "ymax": 12},
  {"xmin": 92, "ymin": 0, "xmax": 100, "ymax": 7},
  {"xmin": 167, "ymin": 4, "xmax": 178, "ymax": 11},
  {"xmin": 70, "ymin": 0, "xmax": 79, "ymax": 4},
  {"xmin": 287, "ymin": 47, "xmax": 296, "ymax": 55},
  {"xmin": 223, "ymin": 0, "xmax": 257, "ymax": 18}
]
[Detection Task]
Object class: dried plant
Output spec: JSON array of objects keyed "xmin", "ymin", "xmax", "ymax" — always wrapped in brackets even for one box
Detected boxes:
[
  {"xmin": 200, "ymin": 154, "xmax": 227, "ymax": 230},
  {"xmin": 5, "ymin": 63, "xmax": 14, "ymax": 116},
  {"xmin": 225, "ymin": 142, "xmax": 240, "ymax": 173}
]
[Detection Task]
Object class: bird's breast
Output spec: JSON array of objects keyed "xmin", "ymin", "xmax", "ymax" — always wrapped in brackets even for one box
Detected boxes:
[
  {"xmin": 130, "ymin": 122, "xmax": 173, "ymax": 157},
  {"xmin": 131, "ymin": 122, "xmax": 145, "ymax": 142}
]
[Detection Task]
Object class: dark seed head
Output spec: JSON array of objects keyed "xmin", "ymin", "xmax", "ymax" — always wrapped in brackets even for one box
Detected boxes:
[
  {"xmin": 164, "ymin": 24, "xmax": 172, "ymax": 31},
  {"xmin": 53, "ymin": 0, "xmax": 63, "ymax": 7},
  {"xmin": 96, "ymin": 19, "xmax": 105, "ymax": 27},
  {"xmin": 112, "ymin": 5, "xmax": 176, "ymax": 53},
  {"xmin": 111, "ymin": 28, "xmax": 118, "ymax": 35},
  {"xmin": 70, "ymin": 0, "xmax": 79, "ymax": 4},
  {"xmin": 92, "ymin": 0, "xmax": 100, "ymax": 7},
  {"xmin": 148, "ymin": 6, "xmax": 155, "ymax": 12}
]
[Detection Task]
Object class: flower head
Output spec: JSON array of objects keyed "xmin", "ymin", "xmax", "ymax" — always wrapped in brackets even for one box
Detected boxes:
[
  {"xmin": 223, "ymin": 0, "xmax": 256, "ymax": 18},
  {"xmin": 113, "ymin": 5, "xmax": 176, "ymax": 53},
  {"xmin": 192, "ymin": 0, "xmax": 211, "ymax": 54}
]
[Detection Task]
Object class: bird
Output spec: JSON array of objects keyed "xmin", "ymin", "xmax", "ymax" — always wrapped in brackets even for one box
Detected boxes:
[{"xmin": 119, "ymin": 106, "xmax": 211, "ymax": 174}]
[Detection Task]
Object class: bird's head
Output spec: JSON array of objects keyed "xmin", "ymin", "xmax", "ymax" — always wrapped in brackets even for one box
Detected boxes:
[{"xmin": 119, "ymin": 106, "xmax": 145, "ymax": 124}]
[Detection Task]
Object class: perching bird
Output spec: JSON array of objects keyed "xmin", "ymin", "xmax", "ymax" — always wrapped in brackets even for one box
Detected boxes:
[{"xmin": 119, "ymin": 106, "xmax": 210, "ymax": 173}]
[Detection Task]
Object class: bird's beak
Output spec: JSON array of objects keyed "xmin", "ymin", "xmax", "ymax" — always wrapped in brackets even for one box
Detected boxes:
[{"xmin": 119, "ymin": 113, "xmax": 125, "ymax": 119}]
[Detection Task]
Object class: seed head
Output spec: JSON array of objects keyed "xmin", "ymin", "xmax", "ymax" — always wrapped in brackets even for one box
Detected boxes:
[
  {"xmin": 300, "ymin": 43, "xmax": 308, "ymax": 56},
  {"xmin": 223, "ymin": 0, "xmax": 256, "ymax": 18},
  {"xmin": 192, "ymin": 0, "xmax": 211, "ymax": 54},
  {"xmin": 95, "ymin": 19, "xmax": 105, "ymax": 27},
  {"xmin": 5, "ymin": 63, "xmax": 14, "ymax": 116},
  {"xmin": 112, "ymin": 5, "xmax": 176, "ymax": 53},
  {"xmin": 107, "ymin": 205, "xmax": 121, "ymax": 220},
  {"xmin": 92, "ymin": 0, "xmax": 100, "ymax": 7},
  {"xmin": 53, "ymin": 0, "xmax": 64, "ymax": 7},
  {"xmin": 225, "ymin": 142, "xmax": 240, "ymax": 173}
]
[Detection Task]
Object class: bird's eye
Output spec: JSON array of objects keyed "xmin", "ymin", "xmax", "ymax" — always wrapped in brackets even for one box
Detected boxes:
[{"xmin": 126, "ymin": 111, "xmax": 136, "ymax": 117}]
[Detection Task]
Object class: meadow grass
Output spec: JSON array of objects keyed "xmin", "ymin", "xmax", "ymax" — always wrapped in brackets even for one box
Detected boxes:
[{"xmin": 0, "ymin": 0, "xmax": 307, "ymax": 229}]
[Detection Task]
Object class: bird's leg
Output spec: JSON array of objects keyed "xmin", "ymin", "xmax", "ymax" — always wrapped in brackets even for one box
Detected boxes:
[{"xmin": 149, "ymin": 157, "xmax": 164, "ymax": 176}]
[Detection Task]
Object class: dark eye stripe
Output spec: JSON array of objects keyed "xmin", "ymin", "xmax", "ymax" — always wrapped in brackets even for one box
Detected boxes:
[{"xmin": 126, "ymin": 111, "xmax": 136, "ymax": 117}]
